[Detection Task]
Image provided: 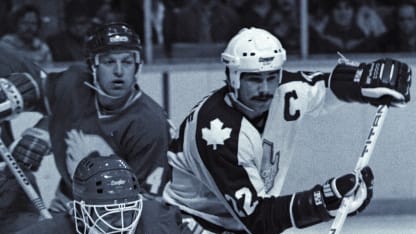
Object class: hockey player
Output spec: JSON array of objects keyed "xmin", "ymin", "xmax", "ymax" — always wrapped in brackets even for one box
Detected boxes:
[
  {"xmin": 0, "ymin": 22, "xmax": 172, "ymax": 215},
  {"xmin": 16, "ymin": 152, "xmax": 183, "ymax": 234},
  {"xmin": 163, "ymin": 28, "xmax": 412, "ymax": 233},
  {"xmin": 0, "ymin": 46, "xmax": 49, "ymax": 233}
]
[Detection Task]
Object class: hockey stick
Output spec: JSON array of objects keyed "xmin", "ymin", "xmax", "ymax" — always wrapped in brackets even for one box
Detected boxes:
[
  {"xmin": 328, "ymin": 104, "xmax": 389, "ymax": 234},
  {"xmin": 0, "ymin": 137, "xmax": 52, "ymax": 219}
]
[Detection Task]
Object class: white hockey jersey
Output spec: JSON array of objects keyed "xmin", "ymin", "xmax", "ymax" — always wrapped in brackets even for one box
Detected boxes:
[{"xmin": 163, "ymin": 70, "xmax": 342, "ymax": 234}]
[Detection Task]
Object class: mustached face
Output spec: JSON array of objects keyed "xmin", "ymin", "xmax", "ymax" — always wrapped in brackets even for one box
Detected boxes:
[{"xmin": 238, "ymin": 70, "xmax": 280, "ymax": 117}]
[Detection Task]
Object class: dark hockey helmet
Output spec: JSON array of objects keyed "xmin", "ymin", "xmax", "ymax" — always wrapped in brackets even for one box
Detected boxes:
[
  {"xmin": 85, "ymin": 22, "xmax": 142, "ymax": 57},
  {"xmin": 72, "ymin": 152, "xmax": 141, "ymax": 204},
  {"xmin": 72, "ymin": 152, "xmax": 143, "ymax": 234}
]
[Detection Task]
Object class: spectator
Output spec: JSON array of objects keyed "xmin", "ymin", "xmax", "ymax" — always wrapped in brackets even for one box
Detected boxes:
[
  {"xmin": 210, "ymin": 0, "xmax": 241, "ymax": 42},
  {"xmin": 0, "ymin": 0, "xmax": 12, "ymax": 37},
  {"xmin": 309, "ymin": 0, "xmax": 369, "ymax": 53},
  {"xmin": 163, "ymin": 0, "xmax": 240, "ymax": 56},
  {"xmin": 268, "ymin": 0, "xmax": 300, "ymax": 54},
  {"xmin": 94, "ymin": 0, "xmax": 125, "ymax": 24},
  {"xmin": 0, "ymin": 4, "xmax": 52, "ymax": 65},
  {"xmin": 356, "ymin": 1, "xmax": 387, "ymax": 38},
  {"xmin": 164, "ymin": 0, "xmax": 229, "ymax": 43},
  {"xmin": 309, "ymin": 0, "xmax": 330, "ymax": 35},
  {"xmin": 238, "ymin": 0, "xmax": 274, "ymax": 29},
  {"xmin": 122, "ymin": 0, "xmax": 166, "ymax": 46},
  {"xmin": 46, "ymin": 1, "xmax": 93, "ymax": 62},
  {"xmin": 376, "ymin": 1, "xmax": 416, "ymax": 52}
]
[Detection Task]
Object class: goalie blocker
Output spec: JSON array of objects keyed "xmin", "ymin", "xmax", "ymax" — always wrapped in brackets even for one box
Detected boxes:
[{"xmin": 330, "ymin": 58, "xmax": 411, "ymax": 106}]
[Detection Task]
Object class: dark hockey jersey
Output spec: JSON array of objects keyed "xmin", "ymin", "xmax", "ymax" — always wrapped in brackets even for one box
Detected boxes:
[
  {"xmin": 0, "ymin": 46, "xmax": 171, "ymax": 199},
  {"xmin": 15, "ymin": 200, "xmax": 183, "ymax": 234},
  {"xmin": 44, "ymin": 64, "xmax": 171, "ymax": 199},
  {"xmin": 164, "ymin": 70, "xmax": 343, "ymax": 233}
]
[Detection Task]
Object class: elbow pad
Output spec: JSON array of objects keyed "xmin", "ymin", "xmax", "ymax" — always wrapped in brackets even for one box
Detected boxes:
[
  {"xmin": 0, "ymin": 73, "xmax": 40, "ymax": 121},
  {"xmin": 290, "ymin": 185, "xmax": 332, "ymax": 228}
]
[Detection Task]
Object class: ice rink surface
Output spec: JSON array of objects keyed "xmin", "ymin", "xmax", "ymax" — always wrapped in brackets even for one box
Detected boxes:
[{"xmin": 282, "ymin": 215, "xmax": 416, "ymax": 234}]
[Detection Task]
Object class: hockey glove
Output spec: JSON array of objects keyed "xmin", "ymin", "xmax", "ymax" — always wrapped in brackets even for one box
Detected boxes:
[
  {"xmin": 330, "ymin": 58, "xmax": 411, "ymax": 107},
  {"xmin": 11, "ymin": 127, "xmax": 51, "ymax": 171},
  {"xmin": 290, "ymin": 166, "xmax": 374, "ymax": 228},
  {"xmin": 0, "ymin": 73, "xmax": 40, "ymax": 122},
  {"xmin": 322, "ymin": 166, "xmax": 374, "ymax": 216}
]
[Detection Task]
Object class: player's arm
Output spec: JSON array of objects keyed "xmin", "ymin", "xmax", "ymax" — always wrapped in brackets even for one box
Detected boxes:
[
  {"xmin": 201, "ymin": 133, "xmax": 373, "ymax": 233},
  {"xmin": 0, "ymin": 47, "xmax": 53, "ymax": 116},
  {"xmin": 329, "ymin": 58, "xmax": 411, "ymax": 107},
  {"xmin": 0, "ymin": 72, "xmax": 43, "ymax": 122}
]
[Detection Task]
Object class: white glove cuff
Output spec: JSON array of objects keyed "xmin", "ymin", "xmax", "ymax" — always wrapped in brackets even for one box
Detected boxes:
[{"xmin": 22, "ymin": 127, "xmax": 51, "ymax": 147}]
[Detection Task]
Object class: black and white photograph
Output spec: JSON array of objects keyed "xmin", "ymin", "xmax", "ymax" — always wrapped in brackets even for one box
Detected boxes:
[{"xmin": 0, "ymin": 0, "xmax": 414, "ymax": 233}]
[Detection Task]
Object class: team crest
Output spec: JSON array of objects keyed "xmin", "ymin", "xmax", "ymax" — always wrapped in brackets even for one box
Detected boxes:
[
  {"xmin": 65, "ymin": 129, "xmax": 114, "ymax": 177},
  {"xmin": 202, "ymin": 118, "xmax": 231, "ymax": 150},
  {"xmin": 260, "ymin": 140, "xmax": 280, "ymax": 192}
]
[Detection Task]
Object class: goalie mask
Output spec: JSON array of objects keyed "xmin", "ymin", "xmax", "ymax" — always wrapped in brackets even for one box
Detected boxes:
[
  {"xmin": 85, "ymin": 22, "xmax": 142, "ymax": 99},
  {"xmin": 73, "ymin": 152, "xmax": 143, "ymax": 234}
]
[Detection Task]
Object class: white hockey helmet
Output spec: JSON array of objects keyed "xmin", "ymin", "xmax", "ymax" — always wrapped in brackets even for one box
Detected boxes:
[{"xmin": 221, "ymin": 27, "xmax": 286, "ymax": 90}]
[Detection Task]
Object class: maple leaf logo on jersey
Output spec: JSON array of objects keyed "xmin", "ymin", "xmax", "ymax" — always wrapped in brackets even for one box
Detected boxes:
[
  {"xmin": 65, "ymin": 129, "xmax": 114, "ymax": 178},
  {"xmin": 202, "ymin": 118, "xmax": 231, "ymax": 150}
]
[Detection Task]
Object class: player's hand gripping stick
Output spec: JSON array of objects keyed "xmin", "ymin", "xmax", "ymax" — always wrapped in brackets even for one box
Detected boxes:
[{"xmin": 0, "ymin": 137, "xmax": 52, "ymax": 219}]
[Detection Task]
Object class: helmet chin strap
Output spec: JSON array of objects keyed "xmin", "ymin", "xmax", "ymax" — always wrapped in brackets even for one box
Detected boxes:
[
  {"xmin": 228, "ymin": 91, "xmax": 255, "ymax": 112},
  {"xmin": 226, "ymin": 80, "xmax": 257, "ymax": 118},
  {"xmin": 84, "ymin": 81, "xmax": 126, "ymax": 100},
  {"xmin": 84, "ymin": 65, "xmax": 141, "ymax": 101},
  {"xmin": 85, "ymin": 53, "xmax": 142, "ymax": 100},
  {"xmin": 84, "ymin": 66, "xmax": 126, "ymax": 99}
]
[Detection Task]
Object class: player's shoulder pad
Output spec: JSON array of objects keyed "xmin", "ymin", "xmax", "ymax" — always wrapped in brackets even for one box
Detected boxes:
[
  {"xmin": 49, "ymin": 63, "xmax": 91, "ymax": 82},
  {"xmin": 280, "ymin": 70, "xmax": 328, "ymax": 85}
]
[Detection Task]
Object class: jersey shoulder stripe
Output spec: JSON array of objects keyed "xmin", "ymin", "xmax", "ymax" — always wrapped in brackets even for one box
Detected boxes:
[{"xmin": 280, "ymin": 70, "xmax": 329, "ymax": 86}]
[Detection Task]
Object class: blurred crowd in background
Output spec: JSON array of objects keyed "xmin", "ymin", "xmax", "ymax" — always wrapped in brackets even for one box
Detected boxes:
[{"xmin": 0, "ymin": 0, "xmax": 415, "ymax": 64}]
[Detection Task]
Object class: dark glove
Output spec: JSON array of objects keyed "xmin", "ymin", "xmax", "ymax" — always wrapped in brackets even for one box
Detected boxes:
[
  {"xmin": 0, "ymin": 73, "xmax": 41, "ymax": 122},
  {"xmin": 330, "ymin": 58, "xmax": 411, "ymax": 107},
  {"xmin": 322, "ymin": 166, "xmax": 374, "ymax": 216},
  {"xmin": 291, "ymin": 166, "xmax": 374, "ymax": 228},
  {"xmin": 12, "ymin": 127, "xmax": 51, "ymax": 171},
  {"xmin": 360, "ymin": 59, "xmax": 411, "ymax": 107}
]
